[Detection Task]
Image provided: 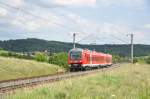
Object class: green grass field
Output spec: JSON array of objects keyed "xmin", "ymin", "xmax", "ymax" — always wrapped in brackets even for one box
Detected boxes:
[
  {"xmin": 7, "ymin": 63, "xmax": 150, "ymax": 99},
  {"xmin": 0, "ymin": 57, "xmax": 65, "ymax": 81}
]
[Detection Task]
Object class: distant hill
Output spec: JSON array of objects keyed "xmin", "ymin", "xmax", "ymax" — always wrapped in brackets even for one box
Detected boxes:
[{"xmin": 0, "ymin": 38, "xmax": 150, "ymax": 57}]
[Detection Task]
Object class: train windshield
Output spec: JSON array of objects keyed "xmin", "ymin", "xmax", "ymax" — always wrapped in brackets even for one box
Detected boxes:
[{"xmin": 70, "ymin": 51, "xmax": 82, "ymax": 60}]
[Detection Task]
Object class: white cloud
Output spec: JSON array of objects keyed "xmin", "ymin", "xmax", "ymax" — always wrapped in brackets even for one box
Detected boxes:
[
  {"xmin": 0, "ymin": 7, "xmax": 7, "ymax": 16},
  {"xmin": 53, "ymin": 0, "xmax": 96, "ymax": 7},
  {"xmin": 144, "ymin": 24, "xmax": 150, "ymax": 29},
  {"xmin": 68, "ymin": 13, "xmax": 129, "ymax": 34},
  {"xmin": 97, "ymin": 0, "xmax": 145, "ymax": 7},
  {"xmin": 11, "ymin": 12, "xmax": 64, "ymax": 31},
  {"xmin": 67, "ymin": 13, "xmax": 130, "ymax": 43},
  {"xmin": 0, "ymin": 0, "xmax": 24, "ymax": 17},
  {"xmin": 99, "ymin": 23, "xmax": 129, "ymax": 34},
  {"xmin": 1, "ymin": 0, "xmax": 24, "ymax": 7},
  {"xmin": 0, "ymin": 0, "xmax": 148, "ymax": 44},
  {"xmin": 12, "ymin": 18, "xmax": 40, "ymax": 31},
  {"xmin": 0, "ymin": 0, "xmax": 65, "ymax": 32}
]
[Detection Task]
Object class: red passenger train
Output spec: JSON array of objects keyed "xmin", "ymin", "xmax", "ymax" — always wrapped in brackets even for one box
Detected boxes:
[{"xmin": 68, "ymin": 48, "xmax": 112, "ymax": 71}]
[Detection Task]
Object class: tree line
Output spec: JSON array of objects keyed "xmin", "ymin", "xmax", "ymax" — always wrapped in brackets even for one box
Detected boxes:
[{"xmin": 0, "ymin": 38, "xmax": 150, "ymax": 57}]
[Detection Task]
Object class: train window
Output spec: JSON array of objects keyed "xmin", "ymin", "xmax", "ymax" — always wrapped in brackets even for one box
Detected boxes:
[{"xmin": 70, "ymin": 51, "xmax": 82, "ymax": 60}]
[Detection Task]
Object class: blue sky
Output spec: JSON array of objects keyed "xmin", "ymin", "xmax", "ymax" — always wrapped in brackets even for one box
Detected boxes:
[{"xmin": 0, "ymin": 0, "xmax": 150, "ymax": 44}]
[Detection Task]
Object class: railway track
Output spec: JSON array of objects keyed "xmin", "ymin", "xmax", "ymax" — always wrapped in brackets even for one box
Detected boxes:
[{"xmin": 0, "ymin": 64, "xmax": 120, "ymax": 96}]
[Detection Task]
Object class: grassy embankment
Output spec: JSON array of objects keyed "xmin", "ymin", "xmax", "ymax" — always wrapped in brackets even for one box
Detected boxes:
[
  {"xmin": 7, "ymin": 63, "xmax": 150, "ymax": 99},
  {"xmin": 0, "ymin": 57, "xmax": 65, "ymax": 81}
]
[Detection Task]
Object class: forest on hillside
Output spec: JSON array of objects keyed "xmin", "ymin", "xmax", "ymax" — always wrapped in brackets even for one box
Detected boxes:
[{"xmin": 0, "ymin": 38, "xmax": 150, "ymax": 57}]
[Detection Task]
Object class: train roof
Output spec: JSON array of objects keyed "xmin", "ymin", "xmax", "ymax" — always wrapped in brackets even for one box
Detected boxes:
[
  {"xmin": 69, "ymin": 48, "xmax": 83, "ymax": 52},
  {"xmin": 69, "ymin": 48, "xmax": 112, "ymax": 56}
]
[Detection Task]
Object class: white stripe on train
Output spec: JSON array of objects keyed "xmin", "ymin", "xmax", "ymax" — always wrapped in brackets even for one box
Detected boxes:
[
  {"xmin": 69, "ymin": 63, "xmax": 112, "ymax": 67},
  {"xmin": 82, "ymin": 64, "xmax": 112, "ymax": 67}
]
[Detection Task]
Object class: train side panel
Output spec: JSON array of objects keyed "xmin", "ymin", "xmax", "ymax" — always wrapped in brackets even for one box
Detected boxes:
[{"xmin": 82, "ymin": 50, "xmax": 91, "ymax": 66}]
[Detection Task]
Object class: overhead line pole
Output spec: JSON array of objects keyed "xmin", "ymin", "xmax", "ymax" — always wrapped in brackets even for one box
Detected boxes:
[
  {"xmin": 131, "ymin": 34, "xmax": 134, "ymax": 64},
  {"xmin": 73, "ymin": 33, "xmax": 76, "ymax": 49},
  {"xmin": 127, "ymin": 34, "xmax": 134, "ymax": 64}
]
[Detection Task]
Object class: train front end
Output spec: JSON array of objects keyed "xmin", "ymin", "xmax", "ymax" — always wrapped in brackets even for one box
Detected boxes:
[{"xmin": 68, "ymin": 48, "xmax": 83, "ymax": 71}]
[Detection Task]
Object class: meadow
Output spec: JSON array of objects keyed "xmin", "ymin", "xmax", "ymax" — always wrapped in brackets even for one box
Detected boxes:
[
  {"xmin": 7, "ymin": 63, "xmax": 150, "ymax": 99},
  {"xmin": 0, "ymin": 57, "xmax": 64, "ymax": 81}
]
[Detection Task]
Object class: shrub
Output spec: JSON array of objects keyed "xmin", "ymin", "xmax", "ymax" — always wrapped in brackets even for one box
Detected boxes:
[
  {"xmin": 35, "ymin": 52, "xmax": 49, "ymax": 62},
  {"xmin": 135, "ymin": 57, "xmax": 146, "ymax": 64},
  {"xmin": 146, "ymin": 55, "xmax": 150, "ymax": 64},
  {"xmin": 113, "ymin": 55, "xmax": 120, "ymax": 63},
  {"xmin": 49, "ymin": 52, "xmax": 68, "ymax": 69},
  {"xmin": 133, "ymin": 58, "xmax": 138, "ymax": 64},
  {"xmin": 0, "ymin": 50, "xmax": 33, "ymax": 59}
]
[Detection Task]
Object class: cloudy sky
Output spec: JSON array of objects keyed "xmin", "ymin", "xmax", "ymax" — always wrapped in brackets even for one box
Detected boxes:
[{"xmin": 0, "ymin": 0, "xmax": 150, "ymax": 44}]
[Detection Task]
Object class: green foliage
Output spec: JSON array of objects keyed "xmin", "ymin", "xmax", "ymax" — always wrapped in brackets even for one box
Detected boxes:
[
  {"xmin": 133, "ymin": 56, "xmax": 150, "ymax": 64},
  {"xmin": 0, "ymin": 50, "xmax": 33, "ymax": 59},
  {"xmin": 112, "ymin": 55, "xmax": 129, "ymax": 63},
  {"xmin": 0, "ymin": 47, "xmax": 3, "ymax": 50},
  {"xmin": 146, "ymin": 55, "xmax": 150, "ymax": 64},
  {"xmin": 113, "ymin": 55, "xmax": 120, "ymax": 63},
  {"xmin": 133, "ymin": 58, "xmax": 138, "ymax": 64},
  {"xmin": 133, "ymin": 57, "xmax": 146, "ymax": 64},
  {"xmin": 49, "ymin": 52, "xmax": 68, "ymax": 69},
  {"xmin": 0, "ymin": 50, "xmax": 8, "ymax": 55},
  {"xmin": 35, "ymin": 52, "xmax": 49, "ymax": 62},
  {"xmin": 0, "ymin": 49, "xmax": 68, "ymax": 70},
  {"xmin": 0, "ymin": 38, "xmax": 150, "ymax": 57}
]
